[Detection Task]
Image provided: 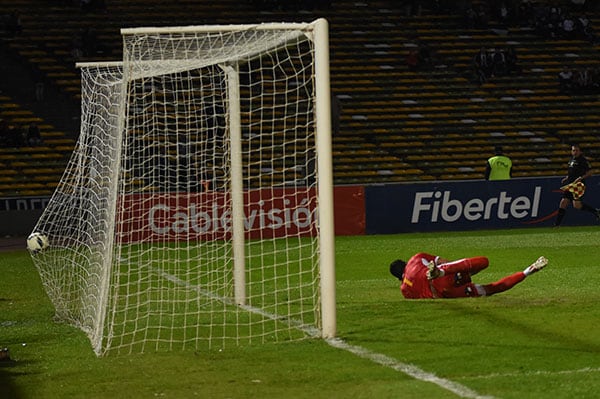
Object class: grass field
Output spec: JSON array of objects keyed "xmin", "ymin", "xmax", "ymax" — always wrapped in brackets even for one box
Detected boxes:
[{"xmin": 2, "ymin": 226, "xmax": 600, "ymax": 398}]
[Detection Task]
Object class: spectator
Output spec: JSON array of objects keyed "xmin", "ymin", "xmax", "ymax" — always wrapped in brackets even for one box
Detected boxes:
[
  {"xmin": 536, "ymin": 6, "xmax": 562, "ymax": 38},
  {"xmin": 575, "ymin": 13, "xmax": 590, "ymax": 39},
  {"xmin": 504, "ymin": 46, "xmax": 521, "ymax": 75},
  {"xmin": 473, "ymin": 46, "xmax": 491, "ymax": 84},
  {"xmin": 406, "ymin": 41, "xmax": 434, "ymax": 71},
  {"xmin": 70, "ymin": 33, "xmax": 84, "ymax": 60},
  {"xmin": 548, "ymin": 6, "xmax": 563, "ymax": 27},
  {"xmin": 0, "ymin": 119, "xmax": 9, "ymax": 147},
  {"xmin": 6, "ymin": 10, "xmax": 22, "ymax": 37},
  {"xmin": 576, "ymin": 14, "xmax": 599, "ymax": 44},
  {"xmin": 590, "ymin": 67, "xmax": 600, "ymax": 91},
  {"xmin": 464, "ymin": 6, "xmax": 478, "ymax": 29},
  {"xmin": 497, "ymin": 1, "xmax": 510, "ymax": 28},
  {"xmin": 417, "ymin": 41, "xmax": 433, "ymax": 69},
  {"xmin": 406, "ymin": 49, "xmax": 419, "ymax": 71},
  {"xmin": 558, "ymin": 66, "xmax": 574, "ymax": 93},
  {"xmin": 491, "ymin": 48, "xmax": 507, "ymax": 77},
  {"xmin": 475, "ymin": 4, "xmax": 489, "ymax": 29},
  {"xmin": 562, "ymin": 14, "xmax": 576, "ymax": 39},
  {"xmin": 573, "ymin": 67, "xmax": 591, "ymax": 92},
  {"xmin": 516, "ymin": 1, "xmax": 535, "ymax": 27},
  {"xmin": 26, "ymin": 122, "xmax": 43, "ymax": 146},
  {"xmin": 31, "ymin": 67, "xmax": 45, "ymax": 102}
]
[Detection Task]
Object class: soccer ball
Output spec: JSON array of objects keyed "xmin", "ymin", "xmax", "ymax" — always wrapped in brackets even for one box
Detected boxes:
[{"xmin": 27, "ymin": 232, "xmax": 49, "ymax": 253}]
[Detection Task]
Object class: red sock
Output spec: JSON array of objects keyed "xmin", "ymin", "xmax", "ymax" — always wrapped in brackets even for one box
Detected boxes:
[{"xmin": 482, "ymin": 272, "xmax": 526, "ymax": 296}]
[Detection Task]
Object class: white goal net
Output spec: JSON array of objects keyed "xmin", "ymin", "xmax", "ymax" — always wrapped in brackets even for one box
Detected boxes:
[{"xmin": 28, "ymin": 19, "xmax": 335, "ymax": 356}]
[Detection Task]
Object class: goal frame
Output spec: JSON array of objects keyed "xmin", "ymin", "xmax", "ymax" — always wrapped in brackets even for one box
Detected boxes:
[
  {"xmin": 48, "ymin": 19, "xmax": 336, "ymax": 356},
  {"xmin": 119, "ymin": 19, "xmax": 336, "ymax": 338}
]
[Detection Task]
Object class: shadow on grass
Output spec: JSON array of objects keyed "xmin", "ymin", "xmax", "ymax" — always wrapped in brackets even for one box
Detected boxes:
[
  {"xmin": 0, "ymin": 357, "xmax": 25, "ymax": 399},
  {"xmin": 441, "ymin": 299, "xmax": 600, "ymax": 354},
  {"xmin": 344, "ymin": 298, "xmax": 600, "ymax": 357}
]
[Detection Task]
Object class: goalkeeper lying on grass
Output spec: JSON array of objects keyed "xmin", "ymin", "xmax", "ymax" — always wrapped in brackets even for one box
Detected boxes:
[{"xmin": 389, "ymin": 253, "xmax": 548, "ymax": 299}]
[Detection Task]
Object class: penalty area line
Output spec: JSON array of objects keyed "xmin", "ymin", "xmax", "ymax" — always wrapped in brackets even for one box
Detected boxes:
[{"xmin": 325, "ymin": 337, "xmax": 496, "ymax": 399}]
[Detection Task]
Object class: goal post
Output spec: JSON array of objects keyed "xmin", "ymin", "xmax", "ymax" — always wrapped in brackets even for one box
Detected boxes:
[
  {"xmin": 221, "ymin": 63, "xmax": 247, "ymax": 307},
  {"xmin": 313, "ymin": 19, "xmax": 336, "ymax": 338},
  {"xmin": 28, "ymin": 19, "xmax": 336, "ymax": 355}
]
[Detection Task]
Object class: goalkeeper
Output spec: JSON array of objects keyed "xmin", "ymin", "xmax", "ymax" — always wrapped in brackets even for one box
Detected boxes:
[
  {"xmin": 389, "ymin": 253, "xmax": 548, "ymax": 299},
  {"xmin": 554, "ymin": 143, "xmax": 600, "ymax": 226}
]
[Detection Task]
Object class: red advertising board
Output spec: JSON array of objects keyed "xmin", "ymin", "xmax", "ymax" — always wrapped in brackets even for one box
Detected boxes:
[
  {"xmin": 333, "ymin": 185, "xmax": 365, "ymax": 236},
  {"xmin": 116, "ymin": 186, "xmax": 365, "ymax": 243}
]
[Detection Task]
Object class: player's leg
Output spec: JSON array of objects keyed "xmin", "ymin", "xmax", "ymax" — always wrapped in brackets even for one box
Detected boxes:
[
  {"xmin": 480, "ymin": 272, "xmax": 526, "ymax": 296},
  {"xmin": 554, "ymin": 196, "xmax": 571, "ymax": 226},
  {"xmin": 440, "ymin": 256, "xmax": 489, "ymax": 275},
  {"xmin": 574, "ymin": 198, "xmax": 600, "ymax": 220},
  {"xmin": 481, "ymin": 256, "xmax": 548, "ymax": 296},
  {"xmin": 427, "ymin": 256, "xmax": 488, "ymax": 280},
  {"xmin": 439, "ymin": 282, "xmax": 483, "ymax": 298}
]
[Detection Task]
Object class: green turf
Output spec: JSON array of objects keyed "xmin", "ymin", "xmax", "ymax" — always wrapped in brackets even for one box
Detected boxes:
[{"xmin": 2, "ymin": 226, "xmax": 599, "ymax": 398}]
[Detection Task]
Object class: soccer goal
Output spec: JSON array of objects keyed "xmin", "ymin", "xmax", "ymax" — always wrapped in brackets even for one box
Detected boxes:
[{"xmin": 28, "ymin": 19, "xmax": 335, "ymax": 356}]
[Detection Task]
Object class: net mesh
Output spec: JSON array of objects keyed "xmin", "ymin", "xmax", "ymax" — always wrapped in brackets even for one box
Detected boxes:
[{"xmin": 29, "ymin": 23, "xmax": 326, "ymax": 356}]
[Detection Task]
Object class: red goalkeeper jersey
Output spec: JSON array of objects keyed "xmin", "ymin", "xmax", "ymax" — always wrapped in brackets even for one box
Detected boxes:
[{"xmin": 400, "ymin": 252, "xmax": 474, "ymax": 299}]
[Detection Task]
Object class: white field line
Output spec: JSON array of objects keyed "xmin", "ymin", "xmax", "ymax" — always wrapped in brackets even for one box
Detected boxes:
[
  {"xmin": 457, "ymin": 367, "xmax": 600, "ymax": 380},
  {"xmin": 325, "ymin": 337, "xmax": 496, "ymax": 399},
  {"xmin": 151, "ymin": 266, "xmax": 322, "ymax": 336},
  {"xmin": 154, "ymin": 269, "xmax": 494, "ymax": 398},
  {"xmin": 337, "ymin": 278, "xmax": 600, "ymax": 392},
  {"xmin": 329, "ymin": 337, "xmax": 600, "ymax": 397},
  {"xmin": 157, "ymin": 272, "xmax": 595, "ymax": 398}
]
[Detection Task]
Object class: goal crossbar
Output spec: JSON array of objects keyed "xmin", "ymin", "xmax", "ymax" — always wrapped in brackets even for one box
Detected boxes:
[{"xmin": 120, "ymin": 21, "xmax": 317, "ymax": 35}]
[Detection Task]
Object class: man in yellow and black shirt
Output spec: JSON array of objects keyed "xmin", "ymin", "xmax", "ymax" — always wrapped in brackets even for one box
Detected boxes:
[{"xmin": 484, "ymin": 145, "xmax": 512, "ymax": 180}]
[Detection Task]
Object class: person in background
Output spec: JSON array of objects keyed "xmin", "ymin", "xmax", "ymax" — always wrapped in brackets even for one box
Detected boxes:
[
  {"xmin": 554, "ymin": 143, "xmax": 600, "ymax": 226},
  {"xmin": 0, "ymin": 119, "xmax": 9, "ymax": 147},
  {"xmin": 26, "ymin": 122, "xmax": 43, "ymax": 146},
  {"xmin": 390, "ymin": 252, "xmax": 548, "ymax": 299},
  {"xmin": 485, "ymin": 145, "xmax": 512, "ymax": 180},
  {"xmin": 558, "ymin": 66, "xmax": 574, "ymax": 93}
]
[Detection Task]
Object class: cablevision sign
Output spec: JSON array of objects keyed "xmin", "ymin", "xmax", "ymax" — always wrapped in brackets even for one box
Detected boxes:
[
  {"xmin": 365, "ymin": 177, "xmax": 600, "ymax": 233},
  {"xmin": 116, "ymin": 188, "xmax": 319, "ymax": 243}
]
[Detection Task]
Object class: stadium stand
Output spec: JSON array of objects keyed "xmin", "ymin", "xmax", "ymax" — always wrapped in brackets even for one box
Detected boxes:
[
  {"xmin": 0, "ymin": 0, "xmax": 599, "ymax": 191},
  {"xmin": 0, "ymin": 93, "xmax": 74, "ymax": 196}
]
